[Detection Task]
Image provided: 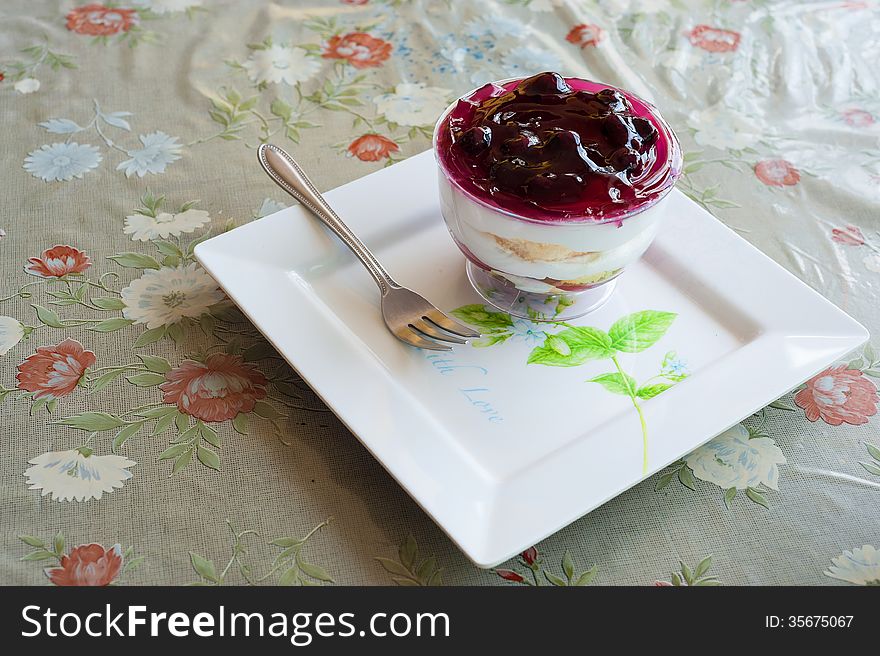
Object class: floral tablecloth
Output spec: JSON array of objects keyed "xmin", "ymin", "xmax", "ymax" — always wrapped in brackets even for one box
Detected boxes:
[{"xmin": 2, "ymin": 0, "xmax": 879, "ymax": 587}]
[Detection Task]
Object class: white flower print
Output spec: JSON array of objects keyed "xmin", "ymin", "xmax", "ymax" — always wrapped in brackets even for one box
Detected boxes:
[
  {"xmin": 601, "ymin": 0, "xmax": 670, "ymax": 16},
  {"xmin": 825, "ymin": 545, "xmax": 880, "ymax": 585},
  {"xmin": 657, "ymin": 46, "xmax": 706, "ymax": 78},
  {"xmin": 14, "ymin": 77, "xmax": 40, "ymax": 94},
  {"xmin": 685, "ymin": 424, "xmax": 786, "ymax": 491},
  {"xmin": 502, "ymin": 46, "xmax": 563, "ymax": 77},
  {"xmin": 0, "ymin": 316, "xmax": 25, "ymax": 356},
  {"xmin": 116, "ymin": 131, "xmax": 183, "ymax": 177},
  {"xmin": 24, "ymin": 449, "xmax": 135, "ymax": 502},
  {"xmin": 864, "ymin": 253, "xmax": 880, "ymax": 273},
  {"xmin": 124, "ymin": 209, "xmax": 211, "ymax": 241},
  {"xmin": 468, "ymin": 65, "xmax": 501, "ymax": 87},
  {"xmin": 243, "ymin": 45, "xmax": 320, "ymax": 86},
  {"xmin": 23, "ymin": 142, "xmax": 102, "ymax": 182},
  {"xmin": 464, "ymin": 15, "xmax": 529, "ymax": 40},
  {"xmin": 121, "ymin": 263, "xmax": 224, "ymax": 329},
  {"xmin": 527, "ymin": 0, "xmax": 565, "ymax": 12},
  {"xmin": 132, "ymin": 0, "xmax": 202, "ymax": 14},
  {"xmin": 255, "ymin": 198, "xmax": 287, "ymax": 218},
  {"xmin": 0, "ymin": 228, "xmax": 6, "ymax": 240},
  {"xmin": 687, "ymin": 105, "xmax": 757, "ymax": 151},
  {"xmin": 374, "ymin": 83, "xmax": 451, "ymax": 127}
]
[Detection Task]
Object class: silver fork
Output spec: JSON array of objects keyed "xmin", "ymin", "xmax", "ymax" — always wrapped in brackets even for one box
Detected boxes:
[{"xmin": 257, "ymin": 143, "xmax": 481, "ymax": 351}]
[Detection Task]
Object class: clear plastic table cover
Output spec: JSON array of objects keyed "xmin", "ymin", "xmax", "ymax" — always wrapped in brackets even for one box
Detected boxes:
[{"xmin": 1, "ymin": 0, "xmax": 877, "ymax": 586}]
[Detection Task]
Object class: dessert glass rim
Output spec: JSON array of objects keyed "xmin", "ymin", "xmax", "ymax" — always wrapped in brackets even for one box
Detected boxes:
[{"xmin": 432, "ymin": 75, "xmax": 683, "ymax": 227}]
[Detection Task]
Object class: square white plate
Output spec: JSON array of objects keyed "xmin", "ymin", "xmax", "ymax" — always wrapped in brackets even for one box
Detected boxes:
[{"xmin": 195, "ymin": 151, "xmax": 867, "ymax": 567}]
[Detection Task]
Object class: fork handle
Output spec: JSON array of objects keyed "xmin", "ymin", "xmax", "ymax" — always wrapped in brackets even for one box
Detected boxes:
[{"xmin": 257, "ymin": 143, "xmax": 396, "ymax": 295}]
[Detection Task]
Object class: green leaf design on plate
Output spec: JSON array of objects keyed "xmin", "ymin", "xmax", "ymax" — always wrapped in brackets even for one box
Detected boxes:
[
  {"xmin": 528, "ymin": 327, "xmax": 614, "ymax": 367},
  {"xmin": 58, "ymin": 412, "xmax": 127, "ymax": 431},
  {"xmin": 588, "ymin": 372, "xmax": 636, "ymax": 396},
  {"xmin": 471, "ymin": 332, "xmax": 512, "ymax": 348},
  {"xmin": 636, "ymin": 383, "xmax": 673, "ymax": 400},
  {"xmin": 608, "ymin": 310, "xmax": 677, "ymax": 353},
  {"xmin": 450, "ymin": 304, "xmax": 514, "ymax": 333},
  {"xmin": 546, "ymin": 334, "xmax": 571, "ymax": 356}
]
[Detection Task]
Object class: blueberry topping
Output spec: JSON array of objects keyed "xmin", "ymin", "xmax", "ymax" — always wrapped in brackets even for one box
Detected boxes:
[
  {"xmin": 595, "ymin": 88, "xmax": 629, "ymax": 112},
  {"xmin": 457, "ymin": 126, "xmax": 492, "ymax": 157},
  {"xmin": 610, "ymin": 147, "xmax": 640, "ymax": 171},
  {"xmin": 444, "ymin": 73, "xmax": 667, "ymax": 214},
  {"xmin": 517, "ymin": 71, "xmax": 572, "ymax": 96},
  {"xmin": 632, "ymin": 116, "xmax": 658, "ymax": 146}
]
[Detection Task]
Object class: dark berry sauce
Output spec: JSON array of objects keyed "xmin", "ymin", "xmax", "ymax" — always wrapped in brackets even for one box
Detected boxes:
[{"xmin": 435, "ymin": 72, "xmax": 682, "ymax": 223}]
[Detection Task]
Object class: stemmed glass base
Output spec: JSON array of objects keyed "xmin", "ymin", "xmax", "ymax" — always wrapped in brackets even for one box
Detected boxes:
[{"xmin": 465, "ymin": 261, "xmax": 617, "ymax": 322}]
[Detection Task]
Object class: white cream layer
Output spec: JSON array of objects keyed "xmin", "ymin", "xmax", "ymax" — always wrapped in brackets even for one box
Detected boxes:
[{"xmin": 438, "ymin": 172, "xmax": 669, "ymax": 285}]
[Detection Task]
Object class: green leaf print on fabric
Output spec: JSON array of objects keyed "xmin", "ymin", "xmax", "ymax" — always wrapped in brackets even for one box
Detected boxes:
[
  {"xmin": 1, "ymin": 37, "xmax": 76, "ymax": 95},
  {"xmin": 655, "ymin": 555, "xmax": 720, "ymax": 586},
  {"xmin": 494, "ymin": 546, "xmax": 597, "ymax": 586},
  {"xmin": 376, "ymin": 534, "xmax": 444, "ymax": 586},
  {"xmin": 860, "ymin": 441, "xmax": 880, "ymax": 477},
  {"xmin": 188, "ymin": 519, "xmax": 334, "ymax": 586}
]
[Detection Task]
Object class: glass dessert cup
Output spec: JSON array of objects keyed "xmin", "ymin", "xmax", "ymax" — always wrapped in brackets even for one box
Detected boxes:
[{"xmin": 433, "ymin": 74, "xmax": 682, "ymax": 321}]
